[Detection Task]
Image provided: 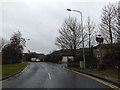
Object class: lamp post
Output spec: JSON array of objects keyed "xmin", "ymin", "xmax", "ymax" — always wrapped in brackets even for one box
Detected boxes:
[
  {"xmin": 96, "ymin": 34, "xmax": 103, "ymax": 62},
  {"xmin": 67, "ymin": 9, "xmax": 86, "ymax": 69},
  {"xmin": 96, "ymin": 34, "xmax": 104, "ymax": 69},
  {"xmin": 25, "ymin": 38, "xmax": 30, "ymax": 62},
  {"xmin": 26, "ymin": 38, "xmax": 30, "ymax": 53}
]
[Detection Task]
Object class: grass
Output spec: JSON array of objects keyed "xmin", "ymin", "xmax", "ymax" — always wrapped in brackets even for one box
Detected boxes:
[
  {"xmin": 80, "ymin": 69, "xmax": 118, "ymax": 79},
  {"xmin": 67, "ymin": 62, "xmax": 119, "ymax": 80},
  {"xmin": 1, "ymin": 63, "xmax": 27, "ymax": 78},
  {"xmin": 68, "ymin": 67, "xmax": 119, "ymax": 81},
  {"xmin": 0, "ymin": 65, "xmax": 2, "ymax": 78}
]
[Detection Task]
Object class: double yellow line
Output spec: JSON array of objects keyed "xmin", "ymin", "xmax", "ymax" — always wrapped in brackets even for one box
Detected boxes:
[{"xmin": 65, "ymin": 68, "xmax": 120, "ymax": 90}]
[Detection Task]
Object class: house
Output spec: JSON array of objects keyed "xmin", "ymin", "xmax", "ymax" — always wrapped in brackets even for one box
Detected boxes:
[
  {"xmin": 93, "ymin": 43, "xmax": 120, "ymax": 59},
  {"xmin": 51, "ymin": 49, "xmax": 89, "ymax": 56},
  {"xmin": 50, "ymin": 48, "xmax": 89, "ymax": 63},
  {"xmin": 62, "ymin": 55, "xmax": 74, "ymax": 63}
]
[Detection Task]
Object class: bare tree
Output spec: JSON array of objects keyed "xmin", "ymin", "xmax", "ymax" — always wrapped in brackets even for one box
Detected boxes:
[
  {"xmin": 0, "ymin": 38, "xmax": 5, "ymax": 49},
  {"xmin": 86, "ymin": 16, "xmax": 95, "ymax": 49},
  {"xmin": 99, "ymin": 3, "xmax": 117, "ymax": 44},
  {"xmin": 55, "ymin": 16, "xmax": 83, "ymax": 61},
  {"xmin": 118, "ymin": 2, "xmax": 120, "ymax": 43},
  {"xmin": 113, "ymin": 2, "xmax": 120, "ymax": 43}
]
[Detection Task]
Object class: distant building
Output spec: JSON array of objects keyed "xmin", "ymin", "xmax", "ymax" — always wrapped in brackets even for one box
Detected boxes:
[
  {"xmin": 23, "ymin": 53, "xmax": 45, "ymax": 62},
  {"xmin": 93, "ymin": 43, "xmax": 120, "ymax": 59},
  {"xmin": 50, "ymin": 49, "xmax": 89, "ymax": 63},
  {"xmin": 51, "ymin": 49, "xmax": 89, "ymax": 56},
  {"xmin": 37, "ymin": 54, "xmax": 45, "ymax": 61},
  {"xmin": 62, "ymin": 55, "xmax": 74, "ymax": 63}
]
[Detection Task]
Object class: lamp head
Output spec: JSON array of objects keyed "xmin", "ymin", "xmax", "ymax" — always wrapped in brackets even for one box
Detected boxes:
[
  {"xmin": 98, "ymin": 34, "xmax": 101, "ymax": 37},
  {"xmin": 67, "ymin": 9, "xmax": 72, "ymax": 11}
]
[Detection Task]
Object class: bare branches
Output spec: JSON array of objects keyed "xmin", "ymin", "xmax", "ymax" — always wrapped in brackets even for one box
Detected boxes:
[
  {"xmin": 55, "ymin": 16, "xmax": 83, "ymax": 50},
  {"xmin": 0, "ymin": 38, "xmax": 5, "ymax": 49},
  {"xmin": 99, "ymin": 3, "xmax": 118, "ymax": 44},
  {"xmin": 85, "ymin": 16, "xmax": 95, "ymax": 48},
  {"xmin": 55, "ymin": 16, "xmax": 84, "ymax": 61}
]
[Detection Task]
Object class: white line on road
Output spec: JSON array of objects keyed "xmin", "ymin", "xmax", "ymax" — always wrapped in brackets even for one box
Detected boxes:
[{"xmin": 48, "ymin": 73, "xmax": 51, "ymax": 80}]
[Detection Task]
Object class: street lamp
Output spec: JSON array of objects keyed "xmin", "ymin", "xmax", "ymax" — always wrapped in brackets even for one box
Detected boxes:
[
  {"xmin": 67, "ymin": 8, "xmax": 86, "ymax": 69},
  {"xmin": 96, "ymin": 34, "xmax": 104, "ymax": 67},
  {"xmin": 26, "ymin": 38, "xmax": 30, "ymax": 62},
  {"xmin": 26, "ymin": 38, "xmax": 30, "ymax": 51}
]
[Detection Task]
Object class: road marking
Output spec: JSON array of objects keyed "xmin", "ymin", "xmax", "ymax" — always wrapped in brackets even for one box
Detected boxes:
[
  {"xmin": 48, "ymin": 72, "xmax": 51, "ymax": 80},
  {"xmin": 65, "ymin": 68, "xmax": 120, "ymax": 90},
  {"xmin": 72, "ymin": 70, "xmax": 120, "ymax": 90}
]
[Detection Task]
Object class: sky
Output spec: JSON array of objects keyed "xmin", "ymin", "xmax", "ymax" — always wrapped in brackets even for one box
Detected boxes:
[{"xmin": 0, "ymin": 0, "xmax": 119, "ymax": 54}]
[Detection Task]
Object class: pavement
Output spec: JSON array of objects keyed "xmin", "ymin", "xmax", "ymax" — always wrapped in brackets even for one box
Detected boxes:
[{"xmin": 1, "ymin": 62, "xmax": 116, "ymax": 89}]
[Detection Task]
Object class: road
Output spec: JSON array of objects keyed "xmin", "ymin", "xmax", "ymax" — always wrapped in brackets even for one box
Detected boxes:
[{"xmin": 2, "ymin": 62, "xmax": 113, "ymax": 89}]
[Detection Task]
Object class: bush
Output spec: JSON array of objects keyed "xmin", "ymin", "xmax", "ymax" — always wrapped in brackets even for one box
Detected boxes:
[
  {"xmin": 97, "ymin": 63, "xmax": 106, "ymax": 70},
  {"xmin": 45, "ymin": 53, "xmax": 62, "ymax": 63},
  {"xmin": 2, "ymin": 44, "xmax": 23, "ymax": 64},
  {"xmin": 103, "ymin": 51, "xmax": 119, "ymax": 69},
  {"xmin": 2, "ymin": 31, "xmax": 25, "ymax": 64},
  {"xmin": 76, "ymin": 55, "xmax": 98, "ymax": 68},
  {"xmin": 67, "ymin": 61, "xmax": 80, "ymax": 67}
]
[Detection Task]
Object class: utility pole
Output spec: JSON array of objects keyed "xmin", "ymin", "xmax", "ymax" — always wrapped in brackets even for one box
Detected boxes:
[{"xmin": 67, "ymin": 9, "xmax": 86, "ymax": 69}]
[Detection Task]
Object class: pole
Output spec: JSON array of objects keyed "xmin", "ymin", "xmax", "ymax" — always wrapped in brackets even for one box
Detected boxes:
[
  {"xmin": 99, "ymin": 43, "xmax": 102, "ymax": 64},
  {"xmin": 79, "ymin": 11, "xmax": 86, "ymax": 69},
  {"xmin": 67, "ymin": 9, "xmax": 86, "ymax": 69}
]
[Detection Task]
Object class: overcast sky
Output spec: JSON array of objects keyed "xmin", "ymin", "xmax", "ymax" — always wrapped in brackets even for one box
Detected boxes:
[{"xmin": 0, "ymin": 0, "xmax": 119, "ymax": 54}]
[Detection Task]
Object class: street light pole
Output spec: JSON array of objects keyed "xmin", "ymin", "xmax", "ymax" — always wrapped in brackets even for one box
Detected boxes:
[
  {"xmin": 67, "ymin": 9, "xmax": 86, "ymax": 69},
  {"xmin": 26, "ymin": 38, "xmax": 30, "ymax": 52}
]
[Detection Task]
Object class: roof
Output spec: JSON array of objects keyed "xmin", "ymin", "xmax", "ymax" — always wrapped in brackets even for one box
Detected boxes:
[
  {"xmin": 94, "ymin": 43, "xmax": 120, "ymax": 49},
  {"xmin": 37, "ymin": 54, "xmax": 45, "ymax": 57},
  {"xmin": 49, "ymin": 48, "xmax": 89, "ymax": 56},
  {"xmin": 23, "ymin": 53, "xmax": 45, "ymax": 57}
]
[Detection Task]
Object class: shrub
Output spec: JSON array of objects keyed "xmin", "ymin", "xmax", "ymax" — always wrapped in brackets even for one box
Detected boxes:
[{"xmin": 67, "ymin": 61, "xmax": 80, "ymax": 67}]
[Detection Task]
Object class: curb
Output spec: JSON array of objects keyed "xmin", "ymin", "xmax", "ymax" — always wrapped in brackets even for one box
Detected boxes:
[
  {"xmin": 78, "ymin": 71, "xmax": 120, "ymax": 88},
  {"xmin": 66, "ymin": 68, "xmax": 120, "ymax": 88},
  {"xmin": 0, "ymin": 63, "xmax": 29, "ymax": 81}
]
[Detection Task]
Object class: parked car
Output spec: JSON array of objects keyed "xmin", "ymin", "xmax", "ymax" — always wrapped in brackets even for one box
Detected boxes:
[
  {"xmin": 36, "ymin": 58, "xmax": 40, "ymax": 62},
  {"xmin": 31, "ymin": 58, "xmax": 36, "ymax": 62}
]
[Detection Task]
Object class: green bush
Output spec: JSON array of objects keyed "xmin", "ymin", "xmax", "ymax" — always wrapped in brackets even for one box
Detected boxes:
[
  {"xmin": 67, "ymin": 61, "xmax": 80, "ymax": 67},
  {"xmin": 76, "ymin": 54, "xmax": 98, "ymax": 68},
  {"xmin": 45, "ymin": 53, "xmax": 62, "ymax": 63},
  {"xmin": 97, "ymin": 63, "xmax": 106, "ymax": 70},
  {"xmin": 2, "ymin": 31, "xmax": 25, "ymax": 64}
]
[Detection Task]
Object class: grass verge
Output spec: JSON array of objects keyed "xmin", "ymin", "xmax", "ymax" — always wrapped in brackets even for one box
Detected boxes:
[
  {"xmin": 2, "ymin": 63, "xmax": 27, "ymax": 78},
  {"xmin": 68, "ymin": 67, "xmax": 119, "ymax": 82},
  {"xmin": 0, "ymin": 65, "xmax": 2, "ymax": 78}
]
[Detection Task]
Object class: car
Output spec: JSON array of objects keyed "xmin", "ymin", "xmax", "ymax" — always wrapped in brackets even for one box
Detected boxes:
[
  {"xmin": 31, "ymin": 58, "xmax": 36, "ymax": 62},
  {"xmin": 36, "ymin": 58, "xmax": 40, "ymax": 62}
]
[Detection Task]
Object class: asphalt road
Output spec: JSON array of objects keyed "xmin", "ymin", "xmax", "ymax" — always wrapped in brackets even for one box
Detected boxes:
[{"xmin": 2, "ymin": 62, "xmax": 113, "ymax": 88}]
